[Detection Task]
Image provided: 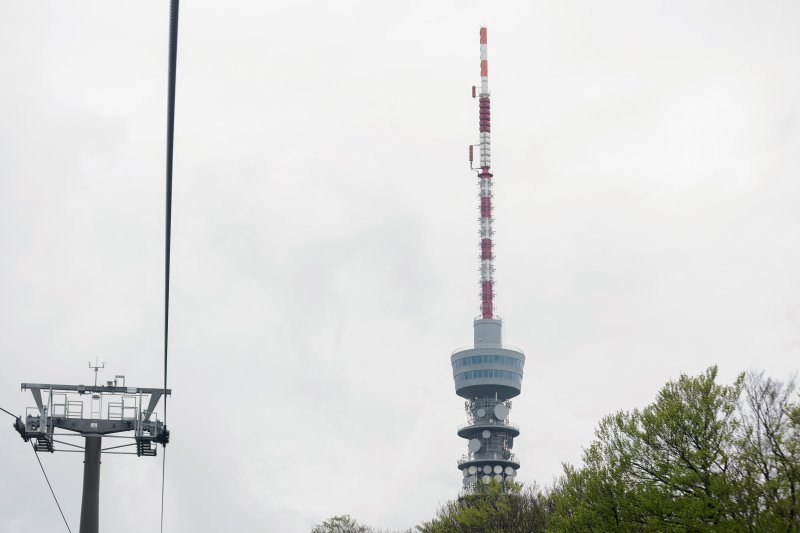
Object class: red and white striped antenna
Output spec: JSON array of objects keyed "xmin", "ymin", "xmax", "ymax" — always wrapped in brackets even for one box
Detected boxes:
[{"xmin": 473, "ymin": 26, "xmax": 494, "ymax": 319}]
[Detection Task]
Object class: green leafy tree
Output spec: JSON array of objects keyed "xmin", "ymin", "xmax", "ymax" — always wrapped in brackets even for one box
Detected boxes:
[
  {"xmin": 735, "ymin": 372, "xmax": 800, "ymax": 531},
  {"xmin": 311, "ymin": 514, "xmax": 373, "ymax": 533},
  {"xmin": 317, "ymin": 368, "xmax": 800, "ymax": 533},
  {"xmin": 549, "ymin": 367, "xmax": 800, "ymax": 532},
  {"xmin": 550, "ymin": 367, "xmax": 747, "ymax": 532},
  {"xmin": 416, "ymin": 480, "xmax": 549, "ymax": 533}
]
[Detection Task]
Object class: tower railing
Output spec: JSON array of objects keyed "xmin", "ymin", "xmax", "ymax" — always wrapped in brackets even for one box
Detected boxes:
[
  {"xmin": 458, "ymin": 452, "xmax": 518, "ymax": 465},
  {"xmin": 457, "ymin": 419, "xmax": 519, "ymax": 432},
  {"xmin": 451, "ymin": 344, "xmax": 525, "ymax": 356}
]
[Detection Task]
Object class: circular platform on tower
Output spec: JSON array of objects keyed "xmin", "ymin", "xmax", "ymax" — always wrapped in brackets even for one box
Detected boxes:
[{"xmin": 451, "ymin": 345, "xmax": 524, "ymax": 400}]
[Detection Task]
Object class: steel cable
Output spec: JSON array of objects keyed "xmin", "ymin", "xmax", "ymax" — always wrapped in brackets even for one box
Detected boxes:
[
  {"xmin": 5, "ymin": 402, "xmax": 71, "ymax": 529},
  {"xmin": 32, "ymin": 444, "xmax": 73, "ymax": 532},
  {"xmin": 160, "ymin": 449, "xmax": 167, "ymax": 531},
  {"xmin": 161, "ymin": 1, "xmax": 180, "ymax": 531}
]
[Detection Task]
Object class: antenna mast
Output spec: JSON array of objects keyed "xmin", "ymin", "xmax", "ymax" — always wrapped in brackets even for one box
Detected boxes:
[{"xmin": 476, "ymin": 27, "xmax": 494, "ymax": 319}]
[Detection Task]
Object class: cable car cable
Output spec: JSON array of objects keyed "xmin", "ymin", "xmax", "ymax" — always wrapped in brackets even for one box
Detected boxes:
[
  {"xmin": 32, "ymin": 444, "xmax": 73, "ymax": 532},
  {"xmin": 161, "ymin": 1, "xmax": 180, "ymax": 531}
]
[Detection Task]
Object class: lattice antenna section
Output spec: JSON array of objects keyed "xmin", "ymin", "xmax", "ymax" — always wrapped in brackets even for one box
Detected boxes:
[{"xmin": 477, "ymin": 27, "xmax": 495, "ymax": 319}]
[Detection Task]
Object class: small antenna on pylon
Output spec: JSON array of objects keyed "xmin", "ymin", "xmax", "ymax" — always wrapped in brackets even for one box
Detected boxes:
[{"xmin": 89, "ymin": 358, "xmax": 106, "ymax": 387}]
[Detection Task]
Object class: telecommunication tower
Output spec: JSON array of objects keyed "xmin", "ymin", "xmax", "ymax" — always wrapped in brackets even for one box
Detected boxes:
[
  {"xmin": 453, "ymin": 27, "xmax": 525, "ymax": 490},
  {"xmin": 12, "ymin": 365, "xmax": 170, "ymax": 533}
]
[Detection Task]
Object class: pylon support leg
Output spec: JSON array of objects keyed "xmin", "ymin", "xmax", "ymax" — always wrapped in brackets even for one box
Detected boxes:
[{"xmin": 79, "ymin": 436, "xmax": 102, "ymax": 533}]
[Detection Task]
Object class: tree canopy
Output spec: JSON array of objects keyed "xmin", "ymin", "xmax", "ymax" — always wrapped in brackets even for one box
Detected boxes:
[
  {"xmin": 416, "ymin": 480, "xmax": 549, "ymax": 533},
  {"xmin": 313, "ymin": 367, "xmax": 800, "ymax": 532},
  {"xmin": 311, "ymin": 514, "xmax": 377, "ymax": 533},
  {"xmin": 549, "ymin": 367, "xmax": 800, "ymax": 532}
]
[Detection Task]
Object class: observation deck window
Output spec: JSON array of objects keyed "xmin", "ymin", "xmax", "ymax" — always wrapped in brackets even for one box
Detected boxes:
[
  {"xmin": 455, "ymin": 369, "xmax": 522, "ymax": 384},
  {"xmin": 452, "ymin": 355, "xmax": 523, "ymax": 369}
]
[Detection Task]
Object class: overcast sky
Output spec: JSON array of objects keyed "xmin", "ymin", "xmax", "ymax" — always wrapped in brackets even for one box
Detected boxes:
[{"xmin": 1, "ymin": 1, "xmax": 799, "ymax": 531}]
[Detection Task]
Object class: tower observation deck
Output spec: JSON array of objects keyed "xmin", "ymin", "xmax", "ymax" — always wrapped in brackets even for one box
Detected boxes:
[{"xmin": 453, "ymin": 27, "xmax": 525, "ymax": 490}]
